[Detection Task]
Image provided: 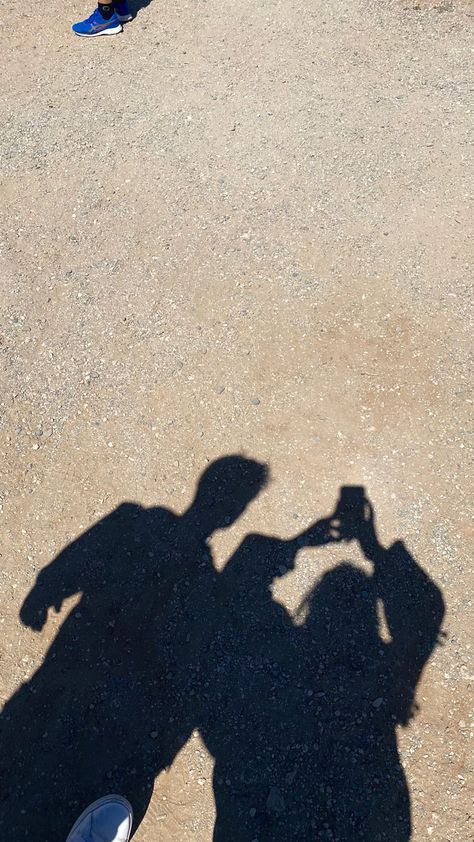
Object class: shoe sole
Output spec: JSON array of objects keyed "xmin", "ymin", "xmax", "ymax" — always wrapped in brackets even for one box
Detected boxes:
[
  {"xmin": 65, "ymin": 794, "xmax": 133, "ymax": 842},
  {"xmin": 73, "ymin": 24, "xmax": 123, "ymax": 36}
]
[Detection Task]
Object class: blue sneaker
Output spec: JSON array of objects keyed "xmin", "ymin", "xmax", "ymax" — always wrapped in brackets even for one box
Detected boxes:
[
  {"xmin": 72, "ymin": 7, "xmax": 123, "ymax": 36},
  {"xmin": 66, "ymin": 795, "xmax": 133, "ymax": 842},
  {"xmin": 114, "ymin": 1, "xmax": 133, "ymax": 22}
]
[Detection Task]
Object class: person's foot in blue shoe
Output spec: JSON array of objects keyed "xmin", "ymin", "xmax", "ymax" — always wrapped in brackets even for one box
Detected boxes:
[
  {"xmin": 65, "ymin": 795, "xmax": 133, "ymax": 842},
  {"xmin": 114, "ymin": 1, "xmax": 133, "ymax": 22},
  {"xmin": 72, "ymin": 4, "xmax": 123, "ymax": 36}
]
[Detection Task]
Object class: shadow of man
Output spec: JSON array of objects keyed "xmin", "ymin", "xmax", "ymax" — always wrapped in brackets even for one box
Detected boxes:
[
  {"xmin": 197, "ymin": 486, "xmax": 445, "ymax": 842},
  {"xmin": 0, "ymin": 456, "xmax": 268, "ymax": 842}
]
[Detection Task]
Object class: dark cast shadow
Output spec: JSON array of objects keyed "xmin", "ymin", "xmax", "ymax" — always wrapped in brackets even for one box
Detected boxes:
[
  {"xmin": 0, "ymin": 466, "xmax": 444, "ymax": 842},
  {"xmin": 195, "ymin": 486, "xmax": 445, "ymax": 841},
  {"xmin": 122, "ymin": 0, "xmax": 153, "ymax": 22},
  {"xmin": 0, "ymin": 456, "xmax": 267, "ymax": 840}
]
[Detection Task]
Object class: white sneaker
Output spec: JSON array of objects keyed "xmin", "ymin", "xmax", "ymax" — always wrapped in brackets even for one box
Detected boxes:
[{"xmin": 66, "ymin": 795, "xmax": 133, "ymax": 842}]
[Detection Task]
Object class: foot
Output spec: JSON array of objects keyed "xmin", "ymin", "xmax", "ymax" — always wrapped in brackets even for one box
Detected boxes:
[
  {"xmin": 114, "ymin": 1, "xmax": 133, "ymax": 22},
  {"xmin": 65, "ymin": 795, "xmax": 133, "ymax": 842},
  {"xmin": 72, "ymin": 7, "xmax": 123, "ymax": 36}
]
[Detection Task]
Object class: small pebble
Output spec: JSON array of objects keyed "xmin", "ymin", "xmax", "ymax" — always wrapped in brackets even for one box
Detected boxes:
[{"xmin": 266, "ymin": 786, "xmax": 285, "ymax": 815}]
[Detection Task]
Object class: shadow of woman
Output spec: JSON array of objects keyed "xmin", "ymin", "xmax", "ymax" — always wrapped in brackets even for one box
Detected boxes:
[
  {"xmin": 0, "ymin": 456, "xmax": 268, "ymax": 842},
  {"xmin": 196, "ymin": 487, "xmax": 445, "ymax": 841}
]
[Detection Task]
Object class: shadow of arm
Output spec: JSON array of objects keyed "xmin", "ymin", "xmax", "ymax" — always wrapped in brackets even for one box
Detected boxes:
[
  {"xmin": 371, "ymin": 538, "xmax": 445, "ymax": 724},
  {"xmin": 20, "ymin": 502, "xmax": 141, "ymax": 631}
]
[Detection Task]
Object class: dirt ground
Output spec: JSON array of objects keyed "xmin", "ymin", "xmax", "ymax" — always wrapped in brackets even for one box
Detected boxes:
[{"xmin": 1, "ymin": 0, "xmax": 473, "ymax": 840}]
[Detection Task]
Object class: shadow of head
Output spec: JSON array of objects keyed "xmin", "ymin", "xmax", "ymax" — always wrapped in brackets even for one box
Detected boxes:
[
  {"xmin": 188, "ymin": 455, "xmax": 268, "ymax": 532},
  {"xmin": 303, "ymin": 562, "xmax": 378, "ymax": 641}
]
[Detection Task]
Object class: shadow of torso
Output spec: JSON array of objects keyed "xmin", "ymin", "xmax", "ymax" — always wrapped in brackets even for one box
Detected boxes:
[{"xmin": 0, "ymin": 503, "xmax": 213, "ymax": 841}]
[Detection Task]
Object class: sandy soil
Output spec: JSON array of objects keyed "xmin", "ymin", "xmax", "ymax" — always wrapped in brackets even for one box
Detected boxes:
[{"xmin": 0, "ymin": 0, "xmax": 473, "ymax": 840}]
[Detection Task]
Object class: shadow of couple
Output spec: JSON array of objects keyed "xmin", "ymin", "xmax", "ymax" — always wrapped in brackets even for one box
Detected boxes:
[{"xmin": 0, "ymin": 455, "xmax": 444, "ymax": 841}]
